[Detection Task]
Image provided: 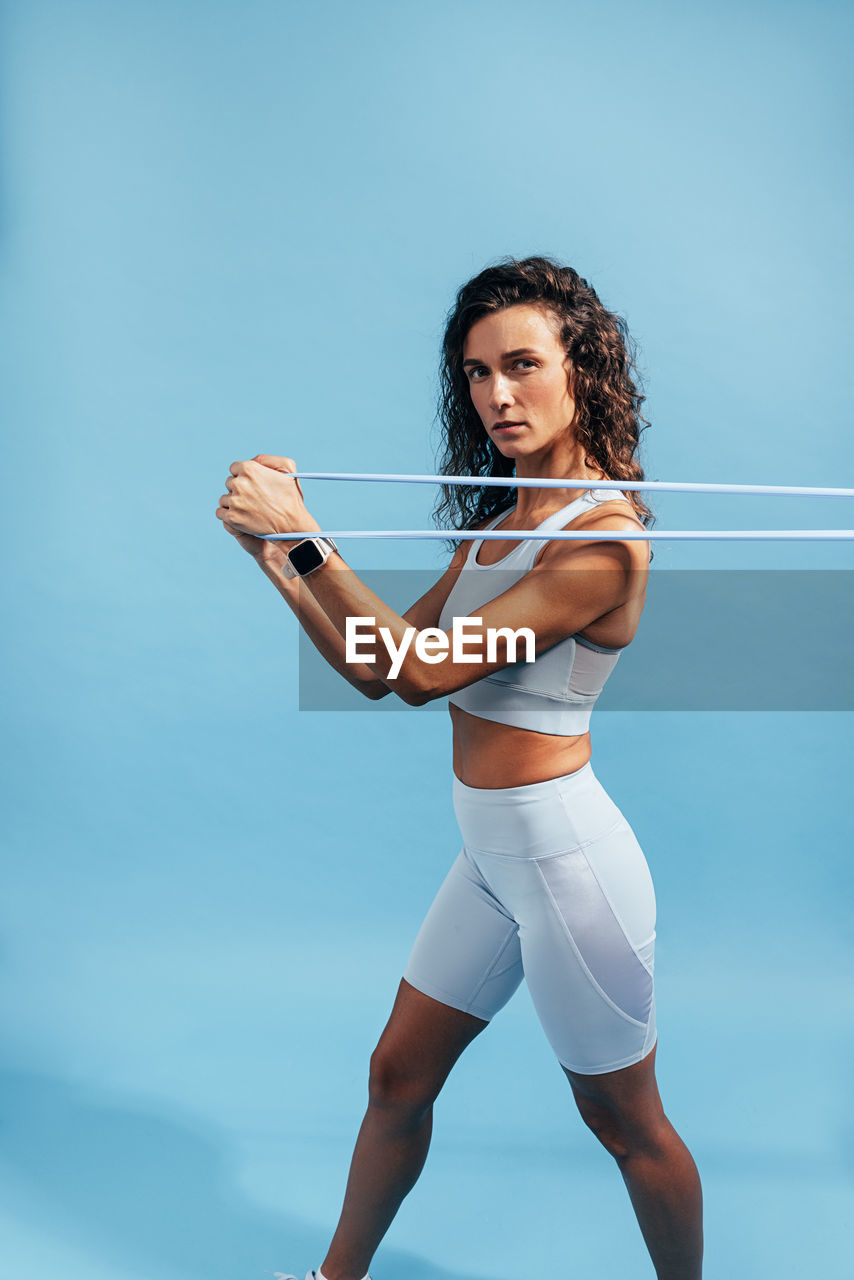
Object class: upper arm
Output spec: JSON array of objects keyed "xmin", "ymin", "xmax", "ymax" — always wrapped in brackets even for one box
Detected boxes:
[{"xmin": 411, "ymin": 515, "xmax": 648, "ymax": 702}]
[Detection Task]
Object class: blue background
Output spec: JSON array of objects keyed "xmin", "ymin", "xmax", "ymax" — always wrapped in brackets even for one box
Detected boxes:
[{"xmin": 2, "ymin": 2, "xmax": 852, "ymax": 1278}]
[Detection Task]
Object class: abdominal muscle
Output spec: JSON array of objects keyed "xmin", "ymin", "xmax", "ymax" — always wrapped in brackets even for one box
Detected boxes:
[{"xmin": 450, "ymin": 702, "xmax": 592, "ymax": 788}]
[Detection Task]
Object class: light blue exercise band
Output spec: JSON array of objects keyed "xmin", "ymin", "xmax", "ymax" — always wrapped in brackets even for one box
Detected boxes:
[
  {"xmin": 290, "ymin": 472, "xmax": 854, "ymax": 498},
  {"xmin": 253, "ymin": 471, "xmax": 854, "ymax": 541},
  {"xmin": 263, "ymin": 530, "xmax": 854, "ymax": 542}
]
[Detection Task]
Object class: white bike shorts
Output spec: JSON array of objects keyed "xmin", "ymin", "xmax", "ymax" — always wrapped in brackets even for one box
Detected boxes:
[{"xmin": 403, "ymin": 761, "xmax": 658, "ymax": 1075}]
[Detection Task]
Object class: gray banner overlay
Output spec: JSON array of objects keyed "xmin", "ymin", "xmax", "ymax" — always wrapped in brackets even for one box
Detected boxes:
[{"xmin": 296, "ymin": 570, "xmax": 854, "ymax": 711}]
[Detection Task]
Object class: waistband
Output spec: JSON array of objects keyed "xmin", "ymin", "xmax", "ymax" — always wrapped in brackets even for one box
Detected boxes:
[
  {"xmin": 451, "ymin": 761, "xmax": 626, "ymax": 858},
  {"xmin": 452, "ymin": 759, "xmax": 595, "ymax": 802}
]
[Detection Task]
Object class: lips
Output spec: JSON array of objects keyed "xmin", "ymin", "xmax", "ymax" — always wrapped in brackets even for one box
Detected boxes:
[{"xmin": 493, "ymin": 421, "xmax": 524, "ymax": 431}]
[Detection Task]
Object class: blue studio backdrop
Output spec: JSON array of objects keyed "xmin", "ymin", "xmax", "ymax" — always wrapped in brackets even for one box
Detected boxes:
[{"xmin": 2, "ymin": 3, "xmax": 852, "ymax": 1279}]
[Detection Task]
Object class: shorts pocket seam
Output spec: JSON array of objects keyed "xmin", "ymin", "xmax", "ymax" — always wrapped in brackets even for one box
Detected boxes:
[
  {"xmin": 532, "ymin": 859, "xmax": 648, "ymax": 1030},
  {"xmin": 558, "ymin": 799, "xmax": 656, "ymax": 967},
  {"xmin": 577, "ymin": 845, "xmax": 657, "ymax": 980}
]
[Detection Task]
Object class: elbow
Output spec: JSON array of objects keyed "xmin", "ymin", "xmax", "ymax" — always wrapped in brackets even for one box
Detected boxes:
[
  {"xmin": 390, "ymin": 666, "xmax": 434, "ymax": 706},
  {"xmin": 396, "ymin": 669, "xmax": 445, "ymax": 707},
  {"xmin": 384, "ymin": 655, "xmax": 448, "ymax": 706},
  {"xmin": 360, "ymin": 680, "xmax": 392, "ymax": 701},
  {"xmin": 359, "ymin": 673, "xmax": 425, "ymax": 705},
  {"xmin": 395, "ymin": 682, "xmax": 429, "ymax": 707}
]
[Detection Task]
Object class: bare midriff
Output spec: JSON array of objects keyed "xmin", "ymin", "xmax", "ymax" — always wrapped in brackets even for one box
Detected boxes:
[{"xmin": 451, "ymin": 703, "xmax": 593, "ymax": 788}]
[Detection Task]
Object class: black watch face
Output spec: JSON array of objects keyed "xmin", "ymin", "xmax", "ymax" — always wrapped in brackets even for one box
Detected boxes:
[{"xmin": 291, "ymin": 540, "xmax": 325, "ymax": 575}]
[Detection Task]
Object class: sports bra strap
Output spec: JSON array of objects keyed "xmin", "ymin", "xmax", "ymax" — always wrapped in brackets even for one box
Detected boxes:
[{"xmin": 467, "ymin": 491, "xmax": 604, "ymax": 566}]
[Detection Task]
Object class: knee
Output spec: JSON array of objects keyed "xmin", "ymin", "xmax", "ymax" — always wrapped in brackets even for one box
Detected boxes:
[
  {"xmin": 575, "ymin": 1097, "xmax": 632, "ymax": 1160},
  {"xmin": 574, "ymin": 1096, "xmax": 669, "ymax": 1163},
  {"xmin": 368, "ymin": 1047, "xmax": 437, "ymax": 1120}
]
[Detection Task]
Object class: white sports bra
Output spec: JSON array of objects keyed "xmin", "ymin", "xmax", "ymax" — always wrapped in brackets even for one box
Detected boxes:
[{"xmin": 438, "ymin": 488, "xmax": 636, "ymax": 735}]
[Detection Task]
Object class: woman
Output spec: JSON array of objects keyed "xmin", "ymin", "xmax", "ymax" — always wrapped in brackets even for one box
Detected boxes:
[{"xmin": 216, "ymin": 256, "xmax": 704, "ymax": 1280}]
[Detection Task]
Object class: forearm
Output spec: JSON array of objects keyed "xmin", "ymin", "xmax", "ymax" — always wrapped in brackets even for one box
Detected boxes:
[
  {"xmin": 300, "ymin": 551, "xmax": 437, "ymax": 703},
  {"xmin": 254, "ymin": 546, "xmax": 391, "ymax": 700},
  {"xmin": 299, "ymin": 550, "xmax": 600, "ymax": 706}
]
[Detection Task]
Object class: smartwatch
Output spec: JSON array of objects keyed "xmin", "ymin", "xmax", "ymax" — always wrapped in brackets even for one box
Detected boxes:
[{"xmin": 282, "ymin": 536, "xmax": 339, "ymax": 579}]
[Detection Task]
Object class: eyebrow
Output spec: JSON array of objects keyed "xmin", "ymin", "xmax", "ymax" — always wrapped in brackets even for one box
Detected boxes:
[{"xmin": 462, "ymin": 347, "xmax": 539, "ymax": 367}]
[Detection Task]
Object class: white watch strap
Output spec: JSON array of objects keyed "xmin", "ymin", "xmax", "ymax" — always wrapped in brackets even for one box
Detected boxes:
[{"xmin": 283, "ymin": 536, "xmax": 338, "ymax": 579}]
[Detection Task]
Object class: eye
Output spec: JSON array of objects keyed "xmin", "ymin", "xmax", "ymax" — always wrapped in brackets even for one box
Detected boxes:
[{"xmin": 467, "ymin": 358, "xmax": 536, "ymax": 382}]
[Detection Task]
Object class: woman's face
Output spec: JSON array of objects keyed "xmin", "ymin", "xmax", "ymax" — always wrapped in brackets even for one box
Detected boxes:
[{"xmin": 462, "ymin": 304, "xmax": 576, "ymax": 463}]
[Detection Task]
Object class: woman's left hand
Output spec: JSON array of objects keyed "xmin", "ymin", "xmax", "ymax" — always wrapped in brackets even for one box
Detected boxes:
[{"xmin": 216, "ymin": 455, "xmax": 321, "ymax": 542}]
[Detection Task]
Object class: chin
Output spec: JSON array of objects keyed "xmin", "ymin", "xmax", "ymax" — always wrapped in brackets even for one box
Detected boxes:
[{"xmin": 491, "ymin": 437, "xmax": 526, "ymax": 455}]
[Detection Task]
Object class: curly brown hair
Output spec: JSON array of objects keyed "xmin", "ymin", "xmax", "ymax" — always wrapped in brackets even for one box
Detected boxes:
[{"xmin": 431, "ymin": 254, "xmax": 655, "ymax": 559}]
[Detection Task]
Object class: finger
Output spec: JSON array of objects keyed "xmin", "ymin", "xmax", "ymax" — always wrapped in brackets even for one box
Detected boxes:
[
  {"xmin": 219, "ymin": 511, "xmax": 250, "ymax": 532},
  {"xmin": 253, "ymin": 455, "xmax": 305, "ymax": 502},
  {"xmin": 254, "ymin": 454, "xmax": 296, "ymax": 472}
]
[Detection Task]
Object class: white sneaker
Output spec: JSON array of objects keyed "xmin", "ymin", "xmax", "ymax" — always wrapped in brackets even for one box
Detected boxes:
[
  {"xmin": 264, "ymin": 1271, "xmax": 372, "ymax": 1280},
  {"xmin": 264, "ymin": 1271, "xmax": 316, "ymax": 1279},
  {"xmin": 264, "ymin": 1271, "xmax": 316, "ymax": 1280}
]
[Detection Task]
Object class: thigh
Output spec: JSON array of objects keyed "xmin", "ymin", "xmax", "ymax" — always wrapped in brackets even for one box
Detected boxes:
[
  {"xmin": 370, "ymin": 976, "xmax": 492, "ymax": 1101},
  {"xmin": 563, "ymin": 1036, "xmax": 665, "ymax": 1127},
  {"xmin": 487, "ymin": 818, "xmax": 658, "ymax": 1075},
  {"xmin": 402, "ymin": 846, "xmax": 524, "ymax": 1024},
  {"xmin": 562, "ymin": 1040, "xmax": 669, "ymax": 1162}
]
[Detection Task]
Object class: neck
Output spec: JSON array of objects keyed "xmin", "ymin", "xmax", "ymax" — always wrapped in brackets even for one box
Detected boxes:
[{"xmin": 510, "ymin": 445, "xmax": 606, "ymax": 521}]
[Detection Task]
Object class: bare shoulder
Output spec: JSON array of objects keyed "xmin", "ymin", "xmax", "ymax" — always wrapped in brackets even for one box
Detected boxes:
[
  {"xmin": 577, "ymin": 497, "xmax": 648, "ymax": 537},
  {"xmin": 537, "ymin": 497, "xmax": 650, "ymax": 571}
]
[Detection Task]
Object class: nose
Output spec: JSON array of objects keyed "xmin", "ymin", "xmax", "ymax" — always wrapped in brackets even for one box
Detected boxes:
[{"xmin": 488, "ymin": 372, "xmax": 514, "ymax": 413}]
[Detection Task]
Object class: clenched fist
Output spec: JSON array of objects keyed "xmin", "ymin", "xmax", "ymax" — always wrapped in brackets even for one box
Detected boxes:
[{"xmin": 216, "ymin": 455, "xmax": 321, "ymax": 553}]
